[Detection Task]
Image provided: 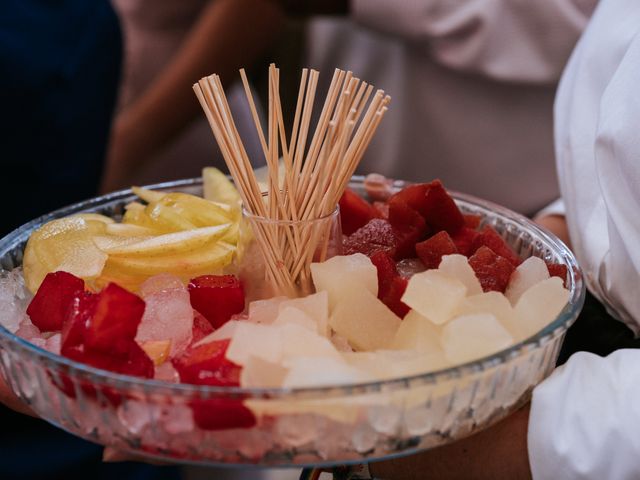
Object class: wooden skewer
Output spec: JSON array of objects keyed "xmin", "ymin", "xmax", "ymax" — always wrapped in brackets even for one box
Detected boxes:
[{"xmin": 194, "ymin": 66, "xmax": 390, "ymax": 296}]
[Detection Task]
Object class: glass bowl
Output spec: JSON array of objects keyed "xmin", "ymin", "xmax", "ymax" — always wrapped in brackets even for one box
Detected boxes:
[{"xmin": 0, "ymin": 176, "xmax": 585, "ymax": 468}]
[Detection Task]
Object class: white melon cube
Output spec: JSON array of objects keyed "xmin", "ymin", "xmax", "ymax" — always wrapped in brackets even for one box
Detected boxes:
[
  {"xmin": 282, "ymin": 356, "xmax": 372, "ymax": 388},
  {"xmin": 390, "ymin": 310, "xmax": 442, "ymax": 353},
  {"xmin": 514, "ymin": 277, "xmax": 569, "ymax": 340},
  {"xmin": 438, "ymin": 254, "xmax": 482, "ymax": 296},
  {"xmin": 279, "ymin": 323, "xmax": 342, "ymax": 363},
  {"xmin": 226, "ymin": 322, "xmax": 282, "ymax": 366},
  {"xmin": 455, "ymin": 292, "xmax": 518, "ymax": 337},
  {"xmin": 329, "ymin": 288, "xmax": 401, "ymax": 351},
  {"xmin": 273, "ymin": 306, "xmax": 317, "ymax": 331},
  {"xmin": 441, "ymin": 314, "xmax": 514, "ymax": 364},
  {"xmin": 278, "ymin": 291, "xmax": 329, "ymax": 336},
  {"xmin": 344, "ymin": 349, "xmax": 449, "ymax": 380},
  {"xmin": 311, "ymin": 254, "xmax": 378, "ymax": 309},
  {"xmin": 505, "ymin": 257, "xmax": 550, "ymax": 305},
  {"xmin": 248, "ymin": 296, "xmax": 288, "ymax": 324},
  {"xmin": 401, "ymin": 270, "xmax": 467, "ymax": 325},
  {"xmin": 240, "ymin": 356, "xmax": 288, "ymax": 388}
]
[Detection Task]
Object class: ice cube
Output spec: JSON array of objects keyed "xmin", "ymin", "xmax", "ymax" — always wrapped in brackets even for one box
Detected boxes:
[
  {"xmin": 514, "ymin": 277, "xmax": 569, "ymax": 340},
  {"xmin": 438, "ymin": 254, "xmax": 482, "ymax": 296},
  {"xmin": 136, "ymin": 274, "xmax": 193, "ymax": 356},
  {"xmin": 311, "ymin": 253, "xmax": 378, "ymax": 309},
  {"xmin": 16, "ymin": 317, "xmax": 42, "ymax": 342},
  {"xmin": 0, "ymin": 268, "xmax": 32, "ymax": 333},
  {"xmin": 248, "ymin": 296, "xmax": 288, "ymax": 324},
  {"xmin": 505, "ymin": 257, "xmax": 550, "ymax": 305},
  {"xmin": 278, "ymin": 291, "xmax": 329, "ymax": 336},
  {"xmin": 329, "ymin": 288, "xmax": 401, "ymax": 351},
  {"xmin": 401, "ymin": 270, "xmax": 467, "ymax": 325},
  {"xmin": 240, "ymin": 355, "xmax": 288, "ymax": 388},
  {"xmin": 273, "ymin": 306, "xmax": 317, "ymax": 332},
  {"xmin": 282, "ymin": 356, "xmax": 372, "ymax": 388},
  {"xmin": 226, "ymin": 322, "xmax": 283, "ymax": 365},
  {"xmin": 396, "ymin": 258, "xmax": 426, "ymax": 279},
  {"xmin": 390, "ymin": 310, "xmax": 442, "ymax": 353},
  {"xmin": 441, "ymin": 314, "xmax": 514, "ymax": 364}
]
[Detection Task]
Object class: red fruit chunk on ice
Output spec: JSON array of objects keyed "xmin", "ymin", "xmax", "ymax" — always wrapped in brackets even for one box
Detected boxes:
[
  {"xmin": 370, "ymin": 251, "xmax": 399, "ymax": 299},
  {"xmin": 451, "ymin": 227, "xmax": 480, "ymax": 257},
  {"xmin": 416, "ymin": 231, "xmax": 458, "ymax": 270},
  {"xmin": 67, "ymin": 341, "xmax": 154, "ymax": 378},
  {"xmin": 172, "ymin": 339, "xmax": 241, "ymax": 387},
  {"xmin": 547, "ymin": 263, "xmax": 568, "ymax": 287},
  {"xmin": 422, "ymin": 180, "xmax": 465, "ymax": 234},
  {"xmin": 470, "ymin": 226, "xmax": 521, "ymax": 266},
  {"xmin": 343, "ymin": 219, "xmax": 399, "ymax": 258},
  {"xmin": 338, "ymin": 189, "xmax": 380, "ymax": 235},
  {"xmin": 388, "ymin": 183, "xmax": 430, "ymax": 217},
  {"xmin": 191, "ymin": 311, "xmax": 215, "ymax": 345},
  {"xmin": 61, "ymin": 292, "xmax": 97, "ymax": 356},
  {"xmin": 84, "ymin": 283, "xmax": 146, "ymax": 356},
  {"xmin": 463, "ymin": 214, "xmax": 482, "ymax": 229},
  {"xmin": 381, "ymin": 276, "xmax": 410, "ymax": 318},
  {"xmin": 388, "ymin": 199, "xmax": 429, "ymax": 258},
  {"xmin": 190, "ymin": 398, "xmax": 256, "ymax": 431},
  {"xmin": 468, "ymin": 246, "xmax": 515, "ymax": 293},
  {"xmin": 26, "ymin": 271, "xmax": 85, "ymax": 332},
  {"xmin": 188, "ymin": 275, "xmax": 245, "ymax": 329}
]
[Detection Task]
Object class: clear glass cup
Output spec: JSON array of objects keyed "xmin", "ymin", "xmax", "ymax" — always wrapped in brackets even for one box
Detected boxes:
[{"xmin": 241, "ymin": 204, "xmax": 343, "ymax": 298}]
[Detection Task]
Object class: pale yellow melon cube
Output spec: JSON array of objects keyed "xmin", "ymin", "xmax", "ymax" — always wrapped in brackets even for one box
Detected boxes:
[
  {"xmin": 273, "ymin": 306, "xmax": 317, "ymax": 331},
  {"xmin": 401, "ymin": 270, "xmax": 467, "ymax": 325},
  {"xmin": 248, "ymin": 296, "xmax": 288, "ymax": 324},
  {"xmin": 278, "ymin": 291, "xmax": 329, "ymax": 336},
  {"xmin": 455, "ymin": 292, "xmax": 518, "ymax": 337},
  {"xmin": 390, "ymin": 310, "xmax": 442, "ymax": 353},
  {"xmin": 514, "ymin": 277, "xmax": 569, "ymax": 340},
  {"xmin": 505, "ymin": 257, "xmax": 550, "ymax": 305},
  {"xmin": 441, "ymin": 313, "xmax": 513, "ymax": 364},
  {"xmin": 311, "ymin": 254, "xmax": 378, "ymax": 309},
  {"xmin": 226, "ymin": 322, "xmax": 282, "ymax": 366},
  {"xmin": 240, "ymin": 356, "xmax": 288, "ymax": 388},
  {"xmin": 438, "ymin": 254, "xmax": 482, "ymax": 296},
  {"xmin": 329, "ymin": 288, "xmax": 401, "ymax": 351},
  {"xmin": 193, "ymin": 320, "xmax": 241, "ymax": 347},
  {"xmin": 279, "ymin": 323, "xmax": 342, "ymax": 363},
  {"xmin": 282, "ymin": 356, "xmax": 372, "ymax": 388}
]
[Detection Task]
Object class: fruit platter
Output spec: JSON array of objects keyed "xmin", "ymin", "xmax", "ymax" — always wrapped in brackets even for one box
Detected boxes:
[{"xmin": 0, "ymin": 67, "xmax": 584, "ymax": 467}]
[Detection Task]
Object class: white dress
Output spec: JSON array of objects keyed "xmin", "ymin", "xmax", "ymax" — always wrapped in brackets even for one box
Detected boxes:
[{"xmin": 528, "ymin": 1, "xmax": 640, "ymax": 478}]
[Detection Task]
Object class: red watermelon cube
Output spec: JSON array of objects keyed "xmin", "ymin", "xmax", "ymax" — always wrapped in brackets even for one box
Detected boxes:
[
  {"xmin": 547, "ymin": 263, "xmax": 568, "ymax": 287},
  {"xmin": 343, "ymin": 219, "xmax": 399, "ymax": 258},
  {"xmin": 338, "ymin": 189, "xmax": 380, "ymax": 235},
  {"xmin": 172, "ymin": 338, "xmax": 241, "ymax": 387},
  {"xmin": 451, "ymin": 227, "xmax": 481, "ymax": 257},
  {"xmin": 387, "ymin": 183, "xmax": 431, "ymax": 217},
  {"xmin": 422, "ymin": 180, "xmax": 465, "ymax": 234},
  {"xmin": 381, "ymin": 276, "xmax": 410, "ymax": 318},
  {"xmin": 61, "ymin": 291, "xmax": 97, "ymax": 356},
  {"xmin": 27, "ymin": 271, "xmax": 85, "ymax": 332},
  {"xmin": 188, "ymin": 275, "xmax": 245, "ymax": 329},
  {"xmin": 470, "ymin": 226, "xmax": 521, "ymax": 266},
  {"xmin": 415, "ymin": 231, "xmax": 458, "ymax": 269},
  {"xmin": 468, "ymin": 246, "xmax": 515, "ymax": 293}
]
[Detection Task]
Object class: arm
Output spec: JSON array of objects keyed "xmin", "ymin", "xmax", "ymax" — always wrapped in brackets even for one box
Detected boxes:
[
  {"xmin": 101, "ymin": 0, "xmax": 285, "ymax": 192},
  {"xmin": 351, "ymin": 0, "xmax": 597, "ymax": 83}
]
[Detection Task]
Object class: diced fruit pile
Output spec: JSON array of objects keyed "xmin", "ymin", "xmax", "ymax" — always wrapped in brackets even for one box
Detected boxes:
[{"xmin": 8, "ymin": 174, "xmax": 571, "ymax": 431}]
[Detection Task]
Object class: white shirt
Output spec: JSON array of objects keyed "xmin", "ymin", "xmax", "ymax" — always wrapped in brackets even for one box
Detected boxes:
[
  {"xmin": 529, "ymin": 1, "xmax": 640, "ymax": 478},
  {"xmin": 306, "ymin": 0, "xmax": 596, "ymax": 214}
]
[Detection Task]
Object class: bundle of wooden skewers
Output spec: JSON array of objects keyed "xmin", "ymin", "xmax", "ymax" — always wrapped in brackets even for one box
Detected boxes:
[{"xmin": 193, "ymin": 64, "xmax": 390, "ymax": 296}]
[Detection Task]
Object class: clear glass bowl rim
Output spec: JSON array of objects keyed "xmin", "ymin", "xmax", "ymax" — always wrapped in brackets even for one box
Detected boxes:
[{"xmin": 0, "ymin": 176, "xmax": 585, "ymax": 400}]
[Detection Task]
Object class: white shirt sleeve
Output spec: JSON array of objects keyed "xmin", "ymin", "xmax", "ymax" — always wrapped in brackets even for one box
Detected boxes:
[
  {"xmin": 351, "ymin": 0, "xmax": 596, "ymax": 82},
  {"xmin": 529, "ymin": 350, "xmax": 640, "ymax": 480}
]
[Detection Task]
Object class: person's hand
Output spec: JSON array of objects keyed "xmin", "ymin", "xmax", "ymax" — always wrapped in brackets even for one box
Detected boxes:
[
  {"xmin": 369, "ymin": 405, "xmax": 532, "ymax": 480},
  {"xmin": 534, "ymin": 214, "xmax": 571, "ymax": 249},
  {"xmin": 0, "ymin": 373, "xmax": 35, "ymax": 417}
]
